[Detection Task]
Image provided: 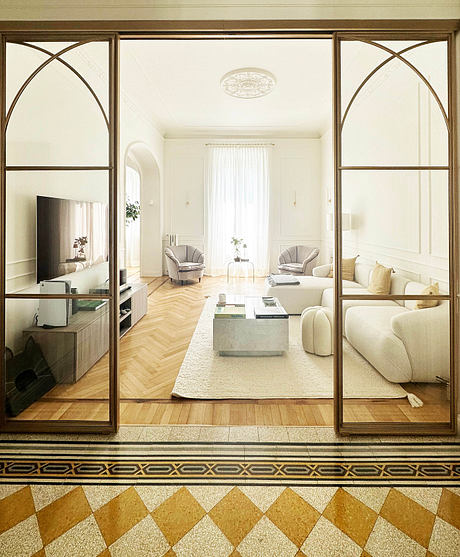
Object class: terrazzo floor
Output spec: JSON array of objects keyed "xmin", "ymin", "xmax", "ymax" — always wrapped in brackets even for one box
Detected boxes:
[{"xmin": 0, "ymin": 425, "xmax": 459, "ymax": 556}]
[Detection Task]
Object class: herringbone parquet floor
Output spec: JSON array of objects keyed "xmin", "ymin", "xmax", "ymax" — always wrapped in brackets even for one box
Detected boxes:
[{"xmin": 14, "ymin": 274, "xmax": 449, "ymax": 425}]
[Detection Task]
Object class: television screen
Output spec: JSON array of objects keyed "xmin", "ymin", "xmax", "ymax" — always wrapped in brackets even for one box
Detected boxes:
[{"xmin": 37, "ymin": 195, "xmax": 109, "ymax": 283}]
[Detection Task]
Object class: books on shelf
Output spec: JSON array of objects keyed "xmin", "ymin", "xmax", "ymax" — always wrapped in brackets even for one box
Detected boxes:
[{"xmin": 214, "ymin": 306, "xmax": 246, "ymax": 319}]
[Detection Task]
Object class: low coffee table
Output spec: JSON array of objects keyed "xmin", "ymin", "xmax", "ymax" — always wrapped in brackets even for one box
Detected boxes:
[{"xmin": 213, "ymin": 296, "xmax": 289, "ymax": 356}]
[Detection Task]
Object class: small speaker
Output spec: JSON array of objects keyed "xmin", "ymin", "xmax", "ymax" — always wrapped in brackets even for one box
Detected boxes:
[{"xmin": 120, "ymin": 268, "xmax": 127, "ymax": 285}]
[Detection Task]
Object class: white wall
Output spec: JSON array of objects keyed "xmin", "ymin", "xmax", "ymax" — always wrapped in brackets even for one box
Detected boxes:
[
  {"xmin": 320, "ymin": 43, "xmax": 450, "ymax": 290},
  {"xmin": 164, "ymin": 138, "xmax": 322, "ymax": 274}
]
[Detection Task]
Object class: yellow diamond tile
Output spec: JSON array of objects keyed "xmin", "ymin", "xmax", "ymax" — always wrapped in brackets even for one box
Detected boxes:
[
  {"xmin": 209, "ymin": 487, "xmax": 263, "ymax": 547},
  {"xmin": 323, "ymin": 488, "xmax": 378, "ymax": 548},
  {"xmin": 44, "ymin": 515, "xmax": 106, "ymax": 557},
  {"xmin": 36, "ymin": 486, "xmax": 91, "ymax": 546},
  {"xmin": 265, "ymin": 488, "xmax": 320, "ymax": 547},
  {"xmin": 94, "ymin": 486, "xmax": 148, "ymax": 547},
  {"xmin": 152, "ymin": 486, "xmax": 205, "ymax": 546},
  {"xmin": 0, "ymin": 486, "xmax": 35, "ymax": 535},
  {"xmin": 163, "ymin": 550, "xmax": 177, "ymax": 557},
  {"xmin": 380, "ymin": 488, "xmax": 435, "ymax": 549},
  {"xmin": 172, "ymin": 515, "xmax": 233, "ymax": 557},
  {"xmin": 31, "ymin": 550, "xmax": 46, "ymax": 557},
  {"xmin": 96, "ymin": 550, "xmax": 111, "ymax": 557},
  {"xmin": 437, "ymin": 488, "xmax": 460, "ymax": 531}
]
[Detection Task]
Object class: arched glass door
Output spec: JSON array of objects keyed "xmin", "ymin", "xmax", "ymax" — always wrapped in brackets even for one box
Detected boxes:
[
  {"xmin": 0, "ymin": 34, "xmax": 120, "ymax": 432},
  {"xmin": 333, "ymin": 33, "xmax": 456, "ymax": 435}
]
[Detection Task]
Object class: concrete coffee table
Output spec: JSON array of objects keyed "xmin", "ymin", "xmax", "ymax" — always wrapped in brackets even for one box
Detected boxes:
[{"xmin": 213, "ymin": 296, "xmax": 289, "ymax": 356}]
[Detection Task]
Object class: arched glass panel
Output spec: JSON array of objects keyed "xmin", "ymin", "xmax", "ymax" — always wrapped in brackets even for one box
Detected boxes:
[
  {"xmin": 341, "ymin": 46, "xmax": 448, "ymax": 166},
  {"xmin": 6, "ymin": 41, "xmax": 109, "ymax": 166},
  {"xmin": 335, "ymin": 36, "xmax": 454, "ymax": 435}
]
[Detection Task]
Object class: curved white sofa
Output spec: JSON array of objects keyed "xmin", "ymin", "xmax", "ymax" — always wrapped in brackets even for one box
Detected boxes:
[{"xmin": 266, "ymin": 260, "xmax": 449, "ymax": 383}]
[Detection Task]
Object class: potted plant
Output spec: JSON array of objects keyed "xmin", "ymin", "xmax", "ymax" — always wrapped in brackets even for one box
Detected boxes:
[{"xmin": 231, "ymin": 236, "xmax": 244, "ymax": 262}]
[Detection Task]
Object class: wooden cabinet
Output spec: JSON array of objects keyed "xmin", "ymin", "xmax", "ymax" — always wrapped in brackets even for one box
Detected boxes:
[{"xmin": 23, "ymin": 283, "xmax": 147, "ymax": 384}]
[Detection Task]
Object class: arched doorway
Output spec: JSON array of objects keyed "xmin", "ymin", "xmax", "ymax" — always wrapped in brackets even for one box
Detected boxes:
[{"xmin": 123, "ymin": 142, "xmax": 162, "ymax": 277}]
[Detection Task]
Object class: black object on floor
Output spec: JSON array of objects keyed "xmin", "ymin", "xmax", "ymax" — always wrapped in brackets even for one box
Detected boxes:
[{"xmin": 5, "ymin": 336, "xmax": 56, "ymax": 417}]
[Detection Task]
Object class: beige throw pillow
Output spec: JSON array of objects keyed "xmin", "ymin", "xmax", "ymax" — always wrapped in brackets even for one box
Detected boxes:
[
  {"xmin": 327, "ymin": 256, "xmax": 358, "ymax": 282},
  {"xmin": 368, "ymin": 262, "xmax": 393, "ymax": 295},
  {"xmin": 415, "ymin": 283, "xmax": 440, "ymax": 310}
]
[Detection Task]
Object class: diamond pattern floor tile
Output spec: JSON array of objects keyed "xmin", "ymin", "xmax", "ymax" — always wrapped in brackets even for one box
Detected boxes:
[
  {"xmin": 1, "ymin": 484, "xmax": 459, "ymax": 557},
  {"xmin": 379, "ymin": 489, "xmax": 435, "ymax": 548},
  {"xmin": 209, "ymin": 487, "xmax": 263, "ymax": 547},
  {"xmin": 93, "ymin": 486, "xmax": 148, "ymax": 547},
  {"xmin": 323, "ymin": 488, "xmax": 378, "ymax": 547},
  {"xmin": 265, "ymin": 488, "xmax": 320, "ymax": 547},
  {"xmin": 36, "ymin": 486, "xmax": 91, "ymax": 546},
  {"xmin": 237, "ymin": 516, "xmax": 298, "ymax": 557},
  {"xmin": 152, "ymin": 486, "xmax": 206, "ymax": 546}
]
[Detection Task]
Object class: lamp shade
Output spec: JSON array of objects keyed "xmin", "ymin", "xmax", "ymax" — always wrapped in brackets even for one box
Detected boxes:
[{"xmin": 327, "ymin": 213, "xmax": 351, "ymax": 232}]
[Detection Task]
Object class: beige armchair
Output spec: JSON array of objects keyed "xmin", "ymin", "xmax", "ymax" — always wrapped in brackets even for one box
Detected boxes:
[
  {"xmin": 278, "ymin": 246, "xmax": 320, "ymax": 276},
  {"xmin": 165, "ymin": 245, "xmax": 205, "ymax": 284}
]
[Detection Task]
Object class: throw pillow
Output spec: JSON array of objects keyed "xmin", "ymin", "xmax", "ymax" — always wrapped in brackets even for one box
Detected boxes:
[
  {"xmin": 368, "ymin": 262, "xmax": 393, "ymax": 295},
  {"xmin": 415, "ymin": 282, "xmax": 440, "ymax": 310},
  {"xmin": 327, "ymin": 256, "xmax": 358, "ymax": 282}
]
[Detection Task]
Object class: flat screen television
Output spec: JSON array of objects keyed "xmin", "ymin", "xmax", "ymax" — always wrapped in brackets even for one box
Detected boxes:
[{"xmin": 37, "ymin": 195, "xmax": 109, "ymax": 283}]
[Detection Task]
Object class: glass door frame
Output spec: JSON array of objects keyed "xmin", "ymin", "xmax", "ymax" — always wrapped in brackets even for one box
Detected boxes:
[
  {"xmin": 332, "ymin": 30, "xmax": 458, "ymax": 435},
  {"xmin": 0, "ymin": 32, "xmax": 120, "ymax": 433}
]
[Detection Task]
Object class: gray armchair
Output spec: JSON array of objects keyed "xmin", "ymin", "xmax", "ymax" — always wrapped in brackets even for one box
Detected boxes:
[
  {"xmin": 165, "ymin": 245, "xmax": 205, "ymax": 284},
  {"xmin": 278, "ymin": 246, "xmax": 320, "ymax": 276}
]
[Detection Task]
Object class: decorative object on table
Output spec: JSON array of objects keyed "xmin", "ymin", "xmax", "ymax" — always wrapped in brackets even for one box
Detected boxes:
[
  {"xmin": 231, "ymin": 236, "xmax": 244, "ymax": 261},
  {"xmin": 5, "ymin": 336, "xmax": 56, "ymax": 417},
  {"xmin": 71, "ymin": 235, "xmax": 88, "ymax": 261},
  {"xmin": 214, "ymin": 305, "xmax": 246, "ymax": 319},
  {"xmin": 164, "ymin": 245, "xmax": 205, "ymax": 284},
  {"xmin": 125, "ymin": 197, "xmax": 140, "ymax": 225},
  {"xmin": 278, "ymin": 245, "xmax": 320, "ymax": 276},
  {"xmin": 78, "ymin": 300, "xmax": 107, "ymax": 311},
  {"xmin": 217, "ymin": 293, "xmax": 226, "ymax": 306}
]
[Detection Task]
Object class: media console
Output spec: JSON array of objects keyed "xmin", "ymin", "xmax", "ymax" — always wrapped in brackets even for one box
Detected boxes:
[{"xmin": 23, "ymin": 283, "xmax": 147, "ymax": 384}]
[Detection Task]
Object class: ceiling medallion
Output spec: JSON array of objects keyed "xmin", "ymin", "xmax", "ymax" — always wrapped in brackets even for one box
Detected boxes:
[{"xmin": 221, "ymin": 67, "xmax": 276, "ymax": 99}]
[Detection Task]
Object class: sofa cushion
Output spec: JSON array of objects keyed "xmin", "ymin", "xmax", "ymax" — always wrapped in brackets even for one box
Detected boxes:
[
  {"xmin": 178, "ymin": 262, "xmax": 205, "ymax": 271},
  {"xmin": 345, "ymin": 306, "xmax": 413, "ymax": 383},
  {"xmin": 368, "ymin": 262, "xmax": 393, "ymax": 295},
  {"xmin": 265, "ymin": 276, "xmax": 361, "ymax": 315},
  {"xmin": 321, "ymin": 287, "xmax": 399, "ymax": 320},
  {"xmin": 415, "ymin": 283, "xmax": 440, "ymax": 310},
  {"xmin": 279, "ymin": 263, "xmax": 303, "ymax": 273},
  {"xmin": 327, "ymin": 256, "xmax": 358, "ymax": 281},
  {"xmin": 404, "ymin": 281, "xmax": 434, "ymax": 310}
]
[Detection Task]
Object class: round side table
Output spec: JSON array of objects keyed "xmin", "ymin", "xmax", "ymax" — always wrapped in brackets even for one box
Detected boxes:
[{"xmin": 226, "ymin": 260, "xmax": 255, "ymax": 282}]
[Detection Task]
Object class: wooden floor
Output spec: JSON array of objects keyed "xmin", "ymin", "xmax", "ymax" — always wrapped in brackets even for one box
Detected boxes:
[{"xmin": 14, "ymin": 273, "xmax": 450, "ymax": 426}]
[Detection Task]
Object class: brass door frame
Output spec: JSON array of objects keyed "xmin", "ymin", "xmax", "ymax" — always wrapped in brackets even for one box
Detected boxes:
[
  {"xmin": 333, "ymin": 31, "xmax": 458, "ymax": 435},
  {"xmin": 0, "ymin": 21, "xmax": 457, "ymax": 434},
  {"xmin": 0, "ymin": 33, "xmax": 120, "ymax": 433}
]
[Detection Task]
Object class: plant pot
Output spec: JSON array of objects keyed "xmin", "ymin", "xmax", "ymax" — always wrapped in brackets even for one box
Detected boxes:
[{"xmin": 234, "ymin": 257, "xmax": 241, "ymax": 262}]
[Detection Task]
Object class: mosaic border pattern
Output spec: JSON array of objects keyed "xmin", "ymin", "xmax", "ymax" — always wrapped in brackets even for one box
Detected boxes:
[{"xmin": 1, "ymin": 457, "xmax": 460, "ymax": 485}]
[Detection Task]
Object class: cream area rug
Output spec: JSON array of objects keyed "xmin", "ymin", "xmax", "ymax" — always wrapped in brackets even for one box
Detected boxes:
[{"xmin": 172, "ymin": 298, "xmax": 409, "ymax": 400}]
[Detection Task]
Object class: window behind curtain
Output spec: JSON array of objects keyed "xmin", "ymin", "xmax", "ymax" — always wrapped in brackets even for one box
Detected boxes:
[
  {"xmin": 125, "ymin": 164, "xmax": 141, "ymax": 268},
  {"xmin": 205, "ymin": 145, "xmax": 270, "ymax": 276}
]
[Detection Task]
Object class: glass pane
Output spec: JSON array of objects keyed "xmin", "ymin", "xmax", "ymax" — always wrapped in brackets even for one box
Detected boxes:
[
  {"xmin": 6, "ymin": 40, "xmax": 109, "ymax": 166},
  {"xmin": 341, "ymin": 299, "xmax": 450, "ymax": 424},
  {"xmin": 6, "ymin": 171, "xmax": 110, "ymax": 295},
  {"xmin": 5, "ymin": 297, "xmax": 110, "ymax": 422},
  {"xmin": 341, "ymin": 42, "xmax": 448, "ymax": 166},
  {"xmin": 341, "ymin": 170, "xmax": 449, "ymax": 292}
]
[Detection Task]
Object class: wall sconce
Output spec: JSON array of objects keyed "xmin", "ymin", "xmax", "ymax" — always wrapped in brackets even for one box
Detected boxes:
[
  {"xmin": 293, "ymin": 191, "xmax": 297, "ymax": 208},
  {"xmin": 185, "ymin": 193, "xmax": 190, "ymax": 207},
  {"xmin": 327, "ymin": 212, "xmax": 351, "ymax": 232}
]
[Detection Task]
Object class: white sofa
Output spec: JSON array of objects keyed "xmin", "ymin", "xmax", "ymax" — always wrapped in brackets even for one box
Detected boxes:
[{"xmin": 266, "ymin": 260, "xmax": 449, "ymax": 383}]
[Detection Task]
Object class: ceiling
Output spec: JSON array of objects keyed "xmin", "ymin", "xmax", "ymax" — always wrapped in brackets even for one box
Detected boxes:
[{"xmin": 120, "ymin": 39, "xmax": 333, "ymax": 138}]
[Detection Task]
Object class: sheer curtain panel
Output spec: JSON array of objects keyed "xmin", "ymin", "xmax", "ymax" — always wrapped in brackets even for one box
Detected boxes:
[{"xmin": 205, "ymin": 145, "xmax": 270, "ymax": 276}]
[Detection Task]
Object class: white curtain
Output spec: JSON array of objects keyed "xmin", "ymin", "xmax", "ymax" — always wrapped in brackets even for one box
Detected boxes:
[
  {"xmin": 125, "ymin": 165, "xmax": 141, "ymax": 267},
  {"xmin": 205, "ymin": 145, "xmax": 270, "ymax": 276}
]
